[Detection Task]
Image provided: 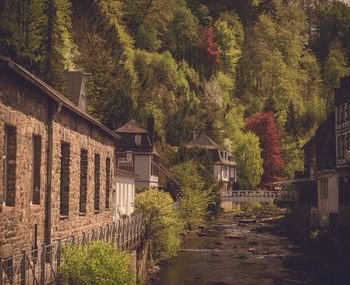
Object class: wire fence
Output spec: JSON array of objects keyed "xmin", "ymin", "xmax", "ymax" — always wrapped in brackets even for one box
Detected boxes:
[{"xmin": 0, "ymin": 215, "xmax": 143, "ymax": 285}]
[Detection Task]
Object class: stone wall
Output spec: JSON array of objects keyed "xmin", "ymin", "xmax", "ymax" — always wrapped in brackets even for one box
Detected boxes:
[
  {"xmin": 0, "ymin": 75, "xmax": 49, "ymax": 258},
  {"xmin": 0, "ymin": 71, "xmax": 117, "ymax": 258},
  {"xmin": 51, "ymin": 108, "xmax": 115, "ymax": 240}
]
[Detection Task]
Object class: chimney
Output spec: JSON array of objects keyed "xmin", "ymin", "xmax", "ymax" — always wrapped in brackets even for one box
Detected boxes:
[
  {"xmin": 147, "ymin": 115, "xmax": 155, "ymax": 146},
  {"xmin": 63, "ymin": 71, "xmax": 92, "ymax": 112}
]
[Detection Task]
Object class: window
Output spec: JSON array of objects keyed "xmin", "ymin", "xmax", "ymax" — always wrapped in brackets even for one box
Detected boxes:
[
  {"xmin": 135, "ymin": 135, "xmax": 141, "ymax": 145},
  {"xmin": 4, "ymin": 125, "xmax": 17, "ymax": 206},
  {"xmin": 117, "ymin": 153, "xmax": 133, "ymax": 172},
  {"xmin": 32, "ymin": 135, "xmax": 41, "ymax": 205},
  {"xmin": 94, "ymin": 154, "xmax": 100, "ymax": 212},
  {"xmin": 105, "ymin": 157, "xmax": 111, "ymax": 209},
  {"xmin": 151, "ymin": 155, "xmax": 159, "ymax": 176},
  {"xmin": 338, "ymin": 135, "xmax": 341, "ymax": 159},
  {"xmin": 339, "ymin": 177, "xmax": 350, "ymax": 206},
  {"xmin": 320, "ymin": 177, "xmax": 328, "ymax": 199},
  {"xmin": 79, "ymin": 149, "xmax": 88, "ymax": 213},
  {"xmin": 60, "ymin": 142, "xmax": 70, "ymax": 216}
]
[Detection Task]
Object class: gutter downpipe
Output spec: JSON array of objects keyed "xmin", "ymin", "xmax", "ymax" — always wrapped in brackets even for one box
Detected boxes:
[{"xmin": 44, "ymin": 101, "xmax": 62, "ymax": 247}]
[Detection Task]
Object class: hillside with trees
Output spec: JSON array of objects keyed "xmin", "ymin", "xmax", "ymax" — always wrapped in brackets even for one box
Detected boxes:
[{"xmin": 1, "ymin": 0, "xmax": 350, "ymax": 188}]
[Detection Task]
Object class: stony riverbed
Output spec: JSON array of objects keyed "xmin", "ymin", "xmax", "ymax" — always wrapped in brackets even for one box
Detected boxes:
[{"xmin": 147, "ymin": 210, "xmax": 348, "ymax": 285}]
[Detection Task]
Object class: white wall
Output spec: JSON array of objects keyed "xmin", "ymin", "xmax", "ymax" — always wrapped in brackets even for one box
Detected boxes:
[
  {"xmin": 317, "ymin": 172, "xmax": 338, "ymax": 227},
  {"xmin": 214, "ymin": 165, "xmax": 222, "ymax": 180},
  {"xmin": 134, "ymin": 154, "xmax": 159, "ymax": 191},
  {"xmin": 113, "ymin": 174, "xmax": 135, "ymax": 220},
  {"xmin": 134, "ymin": 155, "xmax": 151, "ymax": 182}
]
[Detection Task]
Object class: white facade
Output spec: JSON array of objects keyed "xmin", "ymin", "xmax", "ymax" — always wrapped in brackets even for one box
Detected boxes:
[
  {"xmin": 213, "ymin": 164, "xmax": 236, "ymax": 182},
  {"xmin": 317, "ymin": 171, "xmax": 339, "ymax": 227},
  {"xmin": 134, "ymin": 153, "xmax": 159, "ymax": 191},
  {"xmin": 113, "ymin": 171, "xmax": 136, "ymax": 220}
]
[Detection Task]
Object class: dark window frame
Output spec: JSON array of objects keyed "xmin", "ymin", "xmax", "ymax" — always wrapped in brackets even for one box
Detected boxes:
[
  {"xmin": 79, "ymin": 149, "xmax": 88, "ymax": 214},
  {"xmin": 60, "ymin": 142, "xmax": 70, "ymax": 217},
  {"xmin": 94, "ymin": 153, "xmax": 101, "ymax": 212},
  {"xmin": 32, "ymin": 135, "xmax": 41, "ymax": 205},
  {"xmin": 4, "ymin": 125, "xmax": 17, "ymax": 207},
  {"xmin": 105, "ymin": 157, "xmax": 111, "ymax": 209}
]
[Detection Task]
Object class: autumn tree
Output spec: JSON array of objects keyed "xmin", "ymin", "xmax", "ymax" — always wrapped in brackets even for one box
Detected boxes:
[
  {"xmin": 200, "ymin": 26, "xmax": 221, "ymax": 77},
  {"xmin": 245, "ymin": 112, "xmax": 284, "ymax": 185}
]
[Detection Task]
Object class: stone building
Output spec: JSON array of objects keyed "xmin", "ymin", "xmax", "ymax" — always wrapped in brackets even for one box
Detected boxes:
[{"xmin": 0, "ymin": 56, "xmax": 119, "ymax": 258}]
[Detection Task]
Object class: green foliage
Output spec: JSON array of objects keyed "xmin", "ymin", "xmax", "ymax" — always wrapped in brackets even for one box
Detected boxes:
[
  {"xmin": 171, "ymin": 160, "xmax": 205, "ymax": 191},
  {"xmin": 245, "ymin": 201, "xmax": 263, "ymax": 212},
  {"xmin": 171, "ymin": 160, "xmax": 215, "ymax": 229},
  {"xmin": 178, "ymin": 187, "xmax": 211, "ymax": 229},
  {"xmin": 224, "ymin": 107, "xmax": 263, "ymax": 188},
  {"xmin": 59, "ymin": 241, "xmax": 135, "ymax": 285},
  {"xmin": 214, "ymin": 12, "xmax": 244, "ymax": 76},
  {"xmin": 3, "ymin": 0, "xmax": 348, "ymax": 188},
  {"xmin": 134, "ymin": 189, "xmax": 183, "ymax": 260},
  {"xmin": 322, "ymin": 41, "xmax": 350, "ymax": 111}
]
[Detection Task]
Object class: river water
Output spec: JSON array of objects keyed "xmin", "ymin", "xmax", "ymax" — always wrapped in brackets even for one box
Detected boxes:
[{"xmin": 147, "ymin": 213, "xmax": 341, "ymax": 285}]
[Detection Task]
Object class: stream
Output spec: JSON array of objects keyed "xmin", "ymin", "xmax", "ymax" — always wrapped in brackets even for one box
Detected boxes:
[{"xmin": 147, "ymin": 212, "xmax": 345, "ymax": 285}]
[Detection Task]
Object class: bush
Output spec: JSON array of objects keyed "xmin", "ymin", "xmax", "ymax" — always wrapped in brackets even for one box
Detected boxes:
[
  {"xmin": 245, "ymin": 201, "xmax": 263, "ymax": 212},
  {"xmin": 179, "ymin": 187, "xmax": 212, "ymax": 229},
  {"xmin": 134, "ymin": 188, "xmax": 183, "ymax": 260},
  {"xmin": 59, "ymin": 241, "xmax": 135, "ymax": 285},
  {"xmin": 172, "ymin": 160, "xmax": 217, "ymax": 229}
]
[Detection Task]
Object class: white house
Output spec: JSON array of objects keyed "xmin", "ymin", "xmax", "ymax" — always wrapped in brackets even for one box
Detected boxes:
[
  {"xmin": 186, "ymin": 133, "xmax": 237, "ymax": 195},
  {"xmin": 115, "ymin": 117, "xmax": 160, "ymax": 192}
]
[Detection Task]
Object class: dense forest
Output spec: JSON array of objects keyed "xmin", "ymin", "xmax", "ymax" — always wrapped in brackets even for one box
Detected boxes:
[{"xmin": 1, "ymin": 0, "xmax": 350, "ymax": 188}]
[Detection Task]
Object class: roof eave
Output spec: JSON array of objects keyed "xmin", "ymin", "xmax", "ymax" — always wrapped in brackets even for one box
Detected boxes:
[{"xmin": 2, "ymin": 56, "xmax": 120, "ymax": 140}]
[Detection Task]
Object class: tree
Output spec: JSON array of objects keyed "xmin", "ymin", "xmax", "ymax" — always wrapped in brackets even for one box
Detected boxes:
[
  {"xmin": 311, "ymin": 0, "xmax": 350, "ymax": 61},
  {"xmin": 71, "ymin": 0, "xmax": 138, "ymax": 129},
  {"xmin": 322, "ymin": 41, "xmax": 349, "ymax": 111},
  {"xmin": 41, "ymin": 0, "xmax": 77, "ymax": 88},
  {"xmin": 0, "ymin": 0, "xmax": 77, "ymax": 88},
  {"xmin": 121, "ymin": 0, "xmax": 179, "ymax": 51},
  {"xmin": 166, "ymin": 6, "xmax": 199, "ymax": 61},
  {"xmin": 214, "ymin": 12, "xmax": 244, "ymax": 76},
  {"xmin": 172, "ymin": 160, "xmax": 213, "ymax": 229},
  {"xmin": 200, "ymin": 26, "xmax": 221, "ymax": 76},
  {"xmin": 245, "ymin": 112, "xmax": 284, "ymax": 185},
  {"xmin": 224, "ymin": 107, "xmax": 263, "ymax": 188},
  {"xmin": 134, "ymin": 189, "xmax": 183, "ymax": 259},
  {"xmin": 284, "ymin": 100, "xmax": 301, "ymax": 138}
]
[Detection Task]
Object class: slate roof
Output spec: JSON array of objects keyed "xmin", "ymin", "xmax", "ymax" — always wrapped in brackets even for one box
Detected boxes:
[
  {"xmin": 0, "ymin": 55, "xmax": 119, "ymax": 140},
  {"xmin": 115, "ymin": 120, "xmax": 148, "ymax": 134},
  {"xmin": 63, "ymin": 71, "xmax": 90, "ymax": 106},
  {"xmin": 186, "ymin": 133, "xmax": 223, "ymax": 150}
]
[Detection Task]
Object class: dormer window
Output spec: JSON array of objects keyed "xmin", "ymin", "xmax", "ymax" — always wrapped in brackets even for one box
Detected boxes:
[{"xmin": 135, "ymin": 135, "xmax": 141, "ymax": 145}]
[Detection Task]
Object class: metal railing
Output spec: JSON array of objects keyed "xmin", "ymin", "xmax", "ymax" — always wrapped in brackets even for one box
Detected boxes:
[
  {"xmin": 0, "ymin": 215, "xmax": 143, "ymax": 285},
  {"xmin": 221, "ymin": 190, "xmax": 295, "ymax": 202}
]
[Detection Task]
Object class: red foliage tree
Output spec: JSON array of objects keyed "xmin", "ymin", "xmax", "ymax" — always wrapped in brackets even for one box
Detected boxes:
[
  {"xmin": 245, "ymin": 112, "xmax": 284, "ymax": 185},
  {"xmin": 200, "ymin": 26, "xmax": 221, "ymax": 70}
]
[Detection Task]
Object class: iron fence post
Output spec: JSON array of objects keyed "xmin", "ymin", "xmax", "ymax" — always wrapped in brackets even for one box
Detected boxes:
[
  {"xmin": 20, "ymin": 250, "xmax": 26, "ymax": 285},
  {"xmin": 40, "ymin": 244, "xmax": 46, "ymax": 285},
  {"xmin": 57, "ymin": 240, "xmax": 61, "ymax": 284},
  {"xmin": 0, "ymin": 258, "xmax": 3, "ymax": 285}
]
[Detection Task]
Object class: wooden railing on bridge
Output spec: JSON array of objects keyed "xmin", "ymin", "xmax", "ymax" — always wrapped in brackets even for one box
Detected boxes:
[
  {"xmin": 0, "ymin": 215, "xmax": 143, "ymax": 285},
  {"xmin": 221, "ymin": 190, "xmax": 295, "ymax": 203}
]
